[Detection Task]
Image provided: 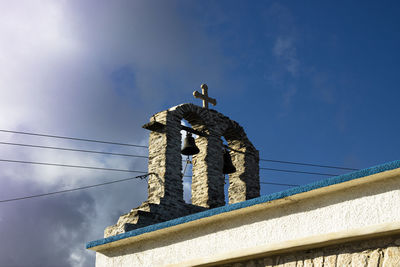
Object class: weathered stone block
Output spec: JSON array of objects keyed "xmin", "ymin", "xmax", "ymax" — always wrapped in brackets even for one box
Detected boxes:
[
  {"xmin": 222, "ymin": 235, "xmax": 400, "ymax": 267},
  {"xmin": 367, "ymin": 250, "xmax": 381, "ymax": 267},
  {"xmin": 323, "ymin": 254, "xmax": 337, "ymax": 267},
  {"xmin": 351, "ymin": 252, "xmax": 368, "ymax": 267},
  {"xmin": 312, "ymin": 251, "xmax": 324, "ymax": 267},
  {"xmin": 382, "ymin": 246, "xmax": 400, "ymax": 267},
  {"xmin": 337, "ymin": 252, "xmax": 352, "ymax": 266}
]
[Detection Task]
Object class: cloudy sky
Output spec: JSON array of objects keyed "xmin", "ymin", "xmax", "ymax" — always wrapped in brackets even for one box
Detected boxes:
[{"xmin": 1, "ymin": 1, "xmax": 400, "ymax": 266}]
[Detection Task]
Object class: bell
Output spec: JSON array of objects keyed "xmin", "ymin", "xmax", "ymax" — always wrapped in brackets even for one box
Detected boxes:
[
  {"xmin": 181, "ymin": 133, "xmax": 200, "ymax": 155},
  {"xmin": 223, "ymin": 149, "xmax": 236, "ymax": 174}
]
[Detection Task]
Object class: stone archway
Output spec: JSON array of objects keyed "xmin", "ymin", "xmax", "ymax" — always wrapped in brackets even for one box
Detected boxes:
[
  {"xmin": 105, "ymin": 103, "xmax": 260, "ymax": 237},
  {"xmin": 146, "ymin": 103, "xmax": 259, "ymax": 208}
]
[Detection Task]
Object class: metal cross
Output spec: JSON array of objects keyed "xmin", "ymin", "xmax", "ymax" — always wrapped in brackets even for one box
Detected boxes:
[{"xmin": 193, "ymin": 84, "xmax": 217, "ymax": 109}]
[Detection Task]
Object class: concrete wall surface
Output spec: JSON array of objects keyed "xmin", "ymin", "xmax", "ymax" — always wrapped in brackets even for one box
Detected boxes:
[
  {"xmin": 222, "ymin": 234, "xmax": 400, "ymax": 267},
  {"xmin": 93, "ymin": 168, "xmax": 400, "ymax": 267}
]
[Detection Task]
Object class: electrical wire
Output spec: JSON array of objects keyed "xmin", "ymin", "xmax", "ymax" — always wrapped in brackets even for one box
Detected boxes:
[
  {"xmin": 183, "ymin": 176, "xmax": 299, "ymax": 187},
  {"xmin": 0, "ymin": 129, "xmax": 148, "ymax": 148},
  {"xmin": 0, "ymin": 173, "xmax": 152, "ymax": 203},
  {"xmin": 0, "ymin": 128, "xmax": 357, "ymax": 170},
  {"xmin": 0, "ymin": 140, "xmax": 356, "ymax": 172},
  {"xmin": 0, "ymin": 141, "xmax": 148, "ymax": 158},
  {"xmin": 0, "ymin": 159, "xmax": 147, "ymax": 173},
  {"xmin": 0, "ymin": 141, "xmax": 189, "ymax": 163},
  {"xmin": 0, "ymin": 130, "xmax": 358, "ymax": 204},
  {"xmin": 0, "ymin": 174, "xmax": 296, "ymax": 204},
  {"xmin": 227, "ymin": 179, "xmax": 298, "ymax": 187},
  {"xmin": 260, "ymin": 181, "xmax": 299, "ymax": 186},
  {"xmin": 0, "ymin": 142, "xmax": 149, "ymax": 158},
  {"xmin": 260, "ymin": 158, "xmax": 357, "ymax": 171},
  {"xmin": 223, "ymin": 144, "xmax": 356, "ymax": 171},
  {"xmin": 259, "ymin": 167, "xmax": 337, "ymax": 176},
  {"xmin": 0, "ymin": 158, "xmax": 343, "ymax": 176}
]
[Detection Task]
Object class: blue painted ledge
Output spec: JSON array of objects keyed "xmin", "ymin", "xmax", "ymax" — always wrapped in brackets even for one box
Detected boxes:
[{"xmin": 87, "ymin": 159, "xmax": 400, "ymax": 249}]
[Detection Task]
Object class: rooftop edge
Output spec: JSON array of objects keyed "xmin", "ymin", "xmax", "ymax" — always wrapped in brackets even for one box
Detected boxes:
[{"xmin": 87, "ymin": 159, "xmax": 400, "ymax": 250}]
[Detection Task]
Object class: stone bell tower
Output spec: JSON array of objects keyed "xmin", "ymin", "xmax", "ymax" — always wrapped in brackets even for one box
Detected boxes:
[{"xmin": 104, "ymin": 85, "xmax": 259, "ymax": 237}]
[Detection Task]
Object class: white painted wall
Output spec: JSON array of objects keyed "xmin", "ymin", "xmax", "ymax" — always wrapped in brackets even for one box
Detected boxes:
[{"xmin": 94, "ymin": 172, "xmax": 400, "ymax": 267}]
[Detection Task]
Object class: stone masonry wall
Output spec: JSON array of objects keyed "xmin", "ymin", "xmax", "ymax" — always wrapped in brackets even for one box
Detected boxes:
[
  {"xmin": 104, "ymin": 103, "xmax": 260, "ymax": 237},
  {"xmin": 148, "ymin": 103, "xmax": 260, "ymax": 207},
  {"xmin": 221, "ymin": 234, "xmax": 400, "ymax": 267}
]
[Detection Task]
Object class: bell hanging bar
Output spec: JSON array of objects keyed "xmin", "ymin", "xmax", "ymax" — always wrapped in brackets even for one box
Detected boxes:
[{"xmin": 142, "ymin": 121, "xmax": 207, "ymax": 137}]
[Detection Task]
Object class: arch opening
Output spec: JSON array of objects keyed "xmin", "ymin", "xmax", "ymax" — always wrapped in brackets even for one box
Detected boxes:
[
  {"xmin": 222, "ymin": 136, "xmax": 230, "ymax": 205},
  {"xmin": 222, "ymin": 124, "xmax": 260, "ymax": 204},
  {"xmin": 181, "ymin": 118, "xmax": 197, "ymax": 204}
]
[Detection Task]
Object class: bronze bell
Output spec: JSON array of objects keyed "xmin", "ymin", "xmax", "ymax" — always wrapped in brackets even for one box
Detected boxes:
[
  {"xmin": 181, "ymin": 132, "xmax": 200, "ymax": 155},
  {"xmin": 223, "ymin": 149, "xmax": 236, "ymax": 174}
]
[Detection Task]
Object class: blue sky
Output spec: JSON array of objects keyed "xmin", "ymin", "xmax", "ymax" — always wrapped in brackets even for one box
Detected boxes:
[{"xmin": 0, "ymin": 1, "xmax": 399, "ymax": 266}]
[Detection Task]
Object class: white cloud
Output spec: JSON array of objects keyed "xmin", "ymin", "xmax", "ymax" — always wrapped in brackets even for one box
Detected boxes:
[
  {"xmin": 273, "ymin": 36, "xmax": 299, "ymax": 76},
  {"xmin": 0, "ymin": 1, "xmax": 229, "ymax": 266},
  {"xmin": 282, "ymin": 84, "xmax": 297, "ymax": 108}
]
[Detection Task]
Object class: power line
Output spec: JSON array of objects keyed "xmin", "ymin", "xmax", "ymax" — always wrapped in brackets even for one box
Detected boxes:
[
  {"xmin": 0, "ymin": 173, "xmax": 299, "ymax": 203},
  {"xmin": 225, "ymin": 144, "xmax": 356, "ymax": 171},
  {"xmin": 0, "ymin": 159, "xmax": 148, "ymax": 174},
  {"xmin": 0, "ymin": 175, "xmax": 297, "ymax": 203},
  {"xmin": 0, "ymin": 173, "xmax": 151, "ymax": 203},
  {"xmin": 0, "ymin": 173, "xmax": 296, "ymax": 204},
  {"xmin": 260, "ymin": 167, "xmax": 337, "ymax": 176},
  {"xmin": 183, "ymin": 177, "xmax": 299, "ymax": 187},
  {"xmin": 0, "ymin": 141, "xmax": 190, "ymax": 162},
  {"xmin": 0, "ymin": 141, "xmax": 148, "ymax": 158},
  {"xmin": 0, "ymin": 129, "xmax": 148, "ymax": 148},
  {"xmin": 0, "ymin": 140, "xmax": 357, "ymax": 173},
  {"xmin": 0, "ymin": 129, "xmax": 357, "ymax": 170},
  {"xmin": 0, "ymin": 158, "xmax": 342, "ymax": 176},
  {"xmin": 260, "ymin": 158, "xmax": 357, "ymax": 171},
  {"xmin": 260, "ymin": 181, "xmax": 299, "ymax": 187}
]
